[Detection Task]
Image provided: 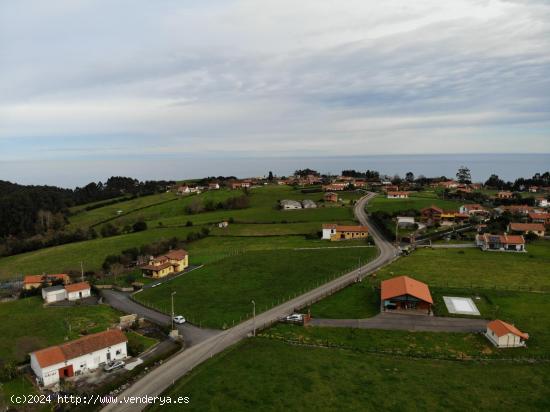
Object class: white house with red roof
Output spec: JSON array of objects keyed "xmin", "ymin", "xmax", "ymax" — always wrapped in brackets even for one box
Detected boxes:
[
  {"xmin": 30, "ymin": 329, "xmax": 127, "ymax": 387},
  {"xmin": 476, "ymin": 233, "xmax": 526, "ymax": 252},
  {"xmin": 387, "ymin": 191, "xmax": 410, "ymax": 199},
  {"xmin": 485, "ymin": 319, "xmax": 529, "ymax": 348}
]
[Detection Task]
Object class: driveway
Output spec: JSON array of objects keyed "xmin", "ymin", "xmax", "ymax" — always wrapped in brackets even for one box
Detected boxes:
[
  {"xmin": 309, "ymin": 312, "xmax": 488, "ymax": 333},
  {"xmin": 101, "ymin": 289, "xmax": 221, "ymax": 346}
]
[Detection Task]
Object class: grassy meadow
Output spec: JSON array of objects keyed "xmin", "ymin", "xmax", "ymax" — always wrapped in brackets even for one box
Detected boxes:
[{"xmin": 367, "ymin": 191, "xmax": 462, "ymax": 214}]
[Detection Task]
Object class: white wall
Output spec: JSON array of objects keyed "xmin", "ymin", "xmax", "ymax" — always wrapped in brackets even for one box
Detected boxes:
[
  {"xmin": 67, "ymin": 288, "xmax": 91, "ymax": 301},
  {"xmin": 322, "ymin": 228, "xmax": 336, "ymax": 240}
]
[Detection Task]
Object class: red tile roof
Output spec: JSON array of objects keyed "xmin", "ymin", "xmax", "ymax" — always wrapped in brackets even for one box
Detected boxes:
[
  {"xmin": 322, "ymin": 224, "xmax": 368, "ymax": 232},
  {"xmin": 24, "ymin": 274, "xmax": 70, "ymax": 285},
  {"xmin": 509, "ymin": 223, "xmax": 545, "ymax": 232},
  {"xmin": 164, "ymin": 249, "xmax": 188, "ymax": 260},
  {"xmin": 381, "ymin": 276, "xmax": 433, "ymax": 304},
  {"xmin": 32, "ymin": 329, "xmax": 127, "ymax": 368},
  {"xmin": 487, "ymin": 319, "xmax": 529, "ymax": 340},
  {"xmin": 64, "ymin": 281, "xmax": 90, "ymax": 293}
]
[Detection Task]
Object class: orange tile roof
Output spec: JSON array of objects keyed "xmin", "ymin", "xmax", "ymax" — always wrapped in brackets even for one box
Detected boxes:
[
  {"xmin": 32, "ymin": 329, "xmax": 127, "ymax": 368},
  {"xmin": 24, "ymin": 274, "xmax": 70, "ymax": 285},
  {"xmin": 487, "ymin": 319, "xmax": 529, "ymax": 340},
  {"xmin": 509, "ymin": 223, "xmax": 545, "ymax": 232},
  {"xmin": 164, "ymin": 249, "xmax": 188, "ymax": 260},
  {"xmin": 387, "ymin": 191, "xmax": 410, "ymax": 196},
  {"xmin": 140, "ymin": 261, "xmax": 173, "ymax": 271},
  {"xmin": 334, "ymin": 225, "xmax": 369, "ymax": 232},
  {"xmin": 381, "ymin": 276, "xmax": 433, "ymax": 304},
  {"xmin": 64, "ymin": 281, "xmax": 90, "ymax": 293}
]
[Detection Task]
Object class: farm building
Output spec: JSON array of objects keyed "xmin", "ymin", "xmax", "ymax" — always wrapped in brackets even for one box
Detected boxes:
[
  {"xmin": 324, "ymin": 192, "xmax": 338, "ymax": 203},
  {"xmin": 30, "ymin": 329, "xmax": 128, "ymax": 387},
  {"xmin": 280, "ymin": 200, "xmax": 302, "ymax": 210},
  {"xmin": 322, "ymin": 224, "xmax": 369, "ymax": 241},
  {"xmin": 42, "ymin": 281, "xmax": 91, "ymax": 303},
  {"xmin": 386, "ymin": 191, "xmax": 410, "ymax": 199},
  {"xmin": 381, "ymin": 276, "xmax": 433, "ymax": 314},
  {"xmin": 507, "ymin": 223, "xmax": 545, "ymax": 237},
  {"xmin": 476, "ymin": 234, "xmax": 526, "ymax": 252},
  {"xmin": 485, "ymin": 319, "xmax": 529, "ymax": 348},
  {"xmin": 301, "ymin": 199, "xmax": 317, "ymax": 208},
  {"xmin": 23, "ymin": 274, "xmax": 71, "ymax": 291},
  {"xmin": 140, "ymin": 249, "xmax": 189, "ymax": 278}
]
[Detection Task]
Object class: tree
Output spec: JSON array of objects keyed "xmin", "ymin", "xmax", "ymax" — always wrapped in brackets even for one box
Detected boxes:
[
  {"xmin": 456, "ymin": 166, "xmax": 472, "ymax": 184},
  {"xmin": 100, "ymin": 223, "xmax": 120, "ymax": 238},
  {"xmin": 268, "ymin": 171, "xmax": 274, "ymax": 181},
  {"xmin": 485, "ymin": 174, "xmax": 506, "ymax": 189},
  {"xmin": 405, "ymin": 172, "xmax": 415, "ymax": 183},
  {"xmin": 132, "ymin": 220, "xmax": 147, "ymax": 232}
]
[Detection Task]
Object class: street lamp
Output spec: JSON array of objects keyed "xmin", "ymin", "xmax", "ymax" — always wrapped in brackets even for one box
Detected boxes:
[
  {"xmin": 171, "ymin": 291, "xmax": 176, "ymax": 331},
  {"xmin": 251, "ymin": 300, "xmax": 256, "ymax": 337}
]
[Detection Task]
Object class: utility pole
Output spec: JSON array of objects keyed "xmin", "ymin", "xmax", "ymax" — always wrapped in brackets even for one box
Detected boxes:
[
  {"xmin": 80, "ymin": 261, "xmax": 84, "ymax": 282},
  {"xmin": 171, "ymin": 291, "xmax": 176, "ymax": 331},
  {"xmin": 251, "ymin": 300, "xmax": 256, "ymax": 337}
]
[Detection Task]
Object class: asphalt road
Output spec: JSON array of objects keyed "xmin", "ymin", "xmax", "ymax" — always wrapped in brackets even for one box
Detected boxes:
[
  {"xmin": 102, "ymin": 192, "xmax": 399, "ymax": 412},
  {"xmin": 310, "ymin": 313, "xmax": 488, "ymax": 333},
  {"xmin": 101, "ymin": 289, "xmax": 221, "ymax": 346}
]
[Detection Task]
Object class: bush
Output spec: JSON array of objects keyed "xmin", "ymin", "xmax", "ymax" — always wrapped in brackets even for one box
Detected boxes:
[
  {"xmin": 127, "ymin": 339, "xmax": 145, "ymax": 357},
  {"xmin": 100, "ymin": 223, "xmax": 120, "ymax": 238},
  {"xmin": 132, "ymin": 220, "xmax": 148, "ymax": 232},
  {"xmin": 186, "ymin": 220, "xmax": 193, "ymax": 227}
]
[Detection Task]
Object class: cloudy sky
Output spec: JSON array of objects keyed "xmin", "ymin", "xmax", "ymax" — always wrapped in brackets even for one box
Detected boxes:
[{"xmin": 1, "ymin": 0, "xmax": 549, "ymax": 186}]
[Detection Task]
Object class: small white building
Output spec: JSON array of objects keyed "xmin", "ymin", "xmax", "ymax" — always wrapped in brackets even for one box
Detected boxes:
[
  {"xmin": 209, "ymin": 183, "xmax": 220, "ymax": 190},
  {"xmin": 280, "ymin": 200, "xmax": 302, "ymax": 210},
  {"xmin": 387, "ymin": 191, "xmax": 410, "ymax": 199},
  {"xmin": 41, "ymin": 285, "xmax": 67, "ymax": 303},
  {"xmin": 396, "ymin": 216, "xmax": 416, "ymax": 228},
  {"xmin": 41, "ymin": 282, "xmax": 91, "ymax": 303},
  {"xmin": 322, "ymin": 224, "xmax": 338, "ymax": 240},
  {"xmin": 301, "ymin": 200, "xmax": 317, "ymax": 209},
  {"xmin": 535, "ymin": 197, "xmax": 549, "ymax": 208},
  {"xmin": 30, "ymin": 329, "xmax": 128, "ymax": 387},
  {"xmin": 485, "ymin": 319, "xmax": 529, "ymax": 348},
  {"xmin": 218, "ymin": 221, "xmax": 229, "ymax": 228}
]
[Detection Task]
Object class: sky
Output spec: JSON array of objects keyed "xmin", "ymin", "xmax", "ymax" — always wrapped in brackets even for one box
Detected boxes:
[{"xmin": 1, "ymin": 0, "xmax": 549, "ymax": 186}]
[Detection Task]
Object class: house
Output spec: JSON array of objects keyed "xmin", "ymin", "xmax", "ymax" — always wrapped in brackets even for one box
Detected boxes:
[
  {"xmin": 383, "ymin": 185, "xmax": 399, "ymax": 193},
  {"xmin": 485, "ymin": 319, "xmax": 529, "ymax": 348},
  {"xmin": 420, "ymin": 205, "xmax": 444, "ymax": 223},
  {"xmin": 381, "ymin": 276, "xmax": 433, "ymax": 314},
  {"xmin": 140, "ymin": 249, "xmax": 189, "ymax": 278},
  {"xmin": 208, "ymin": 183, "xmax": 220, "ymax": 190},
  {"xmin": 529, "ymin": 212, "xmax": 550, "ymax": 225},
  {"xmin": 280, "ymin": 200, "xmax": 302, "ymax": 210},
  {"xmin": 459, "ymin": 204, "xmax": 488, "ymax": 216},
  {"xmin": 322, "ymin": 183, "xmax": 347, "ymax": 191},
  {"xmin": 30, "ymin": 329, "xmax": 128, "ymax": 387},
  {"xmin": 439, "ymin": 212, "xmax": 470, "ymax": 225},
  {"xmin": 437, "ymin": 180, "xmax": 459, "ymax": 189},
  {"xmin": 176, "ymin": 185, "xmax": 190, "ymax": 195},
  {"xmin": 324, "ymin": 192, "xmax": 338, "ymax": 203},
  {"xmin": 386, "ymin": 191, "xmax": 410, "ymax": 199},
  {"xmin": 496, "ymin": 205, "xmax": 534, "ymax": 216},
  {"xmin": 301, "ymin": 200, "xmax": 317, "ymax": 209},
  {"xmin": 321, "ymin": 224, "xmax": 369, "ymax": 241},
  {"xmin": 535, "ymin": 197, "xmax": 549, "ymax": 208},
  {"xmin": 528, "ymin": 186, "xmax": 539, "ymax": 193},
  {"xmin": 42, "ymin": 282, "xmax": 91, "ymax": 303},
  {"xmin": 496, "ymin": 191, "xmax": 513, "ymax": 199},
  {"xmin": 218, "ymin": 221, "xmax": 229, "ymax": 228},
  {"xmin": 396, "ymin": 216, "xmax": 416, "ymax": 228},
  {"xmin": 508, "ymin": 223, "xmax": 545, "ymax": 237},
  {"xmin": 23, "ymin": 274, "xmax": 71, "ymax": 291},
  {"xmin": 230, "ymin": 181, "xmax": 251, "ymax": 190},
  {"xmin": 476, "ymin": 233, "xmax": 526, "ymax": 252}
]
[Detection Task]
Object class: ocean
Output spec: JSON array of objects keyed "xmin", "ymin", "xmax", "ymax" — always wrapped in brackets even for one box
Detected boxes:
[{"xmin": 1, "ymin": 153, "xmax": 549, "ymax": 187}]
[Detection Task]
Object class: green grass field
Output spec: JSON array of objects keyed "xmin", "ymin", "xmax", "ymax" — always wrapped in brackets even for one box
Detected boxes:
[
  {"xmin": 135, "ymin": 247, "xmax": 377, "ymax": 329},
  {"xmin": 0, "ymin": 297, "xmax": 121, "ymax": 363},
  {"xmin": 367, "ymin": 191, "xmax": 462, "ymax": 214},
  {"xmin": 378, "ymin": 241, "xmax": 550, "ymax": 289},
  {"xmin": 152, "ymin": 338, "xmax": 550, "ymax": 412},
  {"xmin": 126, "ymin": 330, "xmax": 158, "ymax": 352}
]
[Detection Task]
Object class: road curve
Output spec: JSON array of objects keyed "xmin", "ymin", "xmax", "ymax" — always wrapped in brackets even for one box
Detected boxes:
[{"xmin": 102, "ymin": 192, "xmax": 398, "ymax": 411}]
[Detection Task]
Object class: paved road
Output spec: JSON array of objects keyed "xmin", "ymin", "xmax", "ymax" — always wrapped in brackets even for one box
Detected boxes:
[
  {"xmin": 310, "ymin": 313, "xmax": 488, "ymax": 333},
  {"xmin": 101, "ymin": 289, "xmax": 221, "ymax": 346},
  {"xmin": 102, "ymin": 192, "xmax": 398, "ymax": 412}
]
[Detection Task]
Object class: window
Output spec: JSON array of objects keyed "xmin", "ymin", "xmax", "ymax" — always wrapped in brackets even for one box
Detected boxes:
[{"xmin": 116, "ymin": 350, "xmax": 121, "ymax": 355}]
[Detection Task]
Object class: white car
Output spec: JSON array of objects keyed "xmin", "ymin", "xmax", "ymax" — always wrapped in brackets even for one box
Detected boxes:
[
  {"xmin": 173, "ymin": 315, "xmax": 186, "ymax": 324},
  {"xmin": 284, "ymin": 314, "xmax": 304, "ymax": 323},
  {"xmin": 103, "ymin": 360, "xmax": 124, "ymax": 372}
]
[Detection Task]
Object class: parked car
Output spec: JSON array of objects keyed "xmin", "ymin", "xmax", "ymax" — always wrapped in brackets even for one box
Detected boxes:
[
  {"xmin": 283, "ymin": 314, "xmax": 304, "ymax": 323},
  {"xmin": 173, "ymin": 315, "xmax": 186, "ymax": 324},
  {"xmin": 103, "ymin": 360, "xmax": 125, "ymax": 372}
]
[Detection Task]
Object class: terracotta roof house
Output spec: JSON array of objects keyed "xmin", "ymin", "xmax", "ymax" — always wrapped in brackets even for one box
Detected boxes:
[
  {"xmin": 508, "ymin": 223, "xmax": 545, "ymax": 237},
  {"xmin": 30, "ymin": 329, "xmax": 128, "ymax": 387},
  {"xmin": 324, "ymin": 192, "xmax": 338, "ymax": 203},
  {"xmin": 529, "ymin": 212, "xmax": 550, "ymax": 225},
  {"xmin": 140, "ymin": 249, "xmax": 189, "ymax": 278},
  {"xmin": 485, "ymin": 320, "xmax": 529, "ymax": 348},
  {"xmin": 381, "ymin": 276, "xmax": 433, "ymax": 314},
  {"xmin": 386, "ymin": 191, "xmax": 410, "ymax": 199},
  {"xmin": 23, "ymin": 274, "xmax": 71, "ymax": 291},
  {"xmin": 322, "ymin": 183, "xmax": 347, "ymax": 192},
  {"xmin": 322, "ymin": 224, "xmax": 369, "ymax": 241},
  {"xmin": 420, "ymin": 205, "xmax": 444, "ymax": 223},
  {"xmin": 476, "ymin": 233, "xmax": 526, "ymax": 252}
]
